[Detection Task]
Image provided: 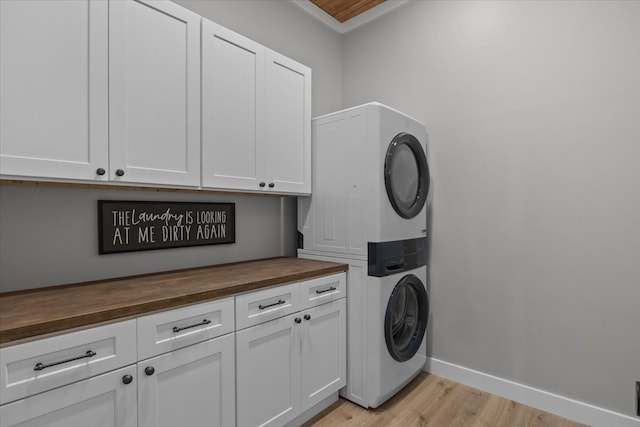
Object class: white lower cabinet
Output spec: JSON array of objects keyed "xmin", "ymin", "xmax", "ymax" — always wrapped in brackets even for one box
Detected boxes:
[
  {"xmin": 0, "ymin": 301, "xmax": 235, "ymax": 427},
  {"xmin": 300, "ymin": 299, "xmax": 347, "ymax": 413},
  {"xmin": 138, "ymin": 333, "xmax": 235, "ymax": 427},
  {"xmin": 0, "ymin": 365, "xmax": 137, "ymax": 427},
  {"xmin": 136, "ymin": 298, "xmax": 236, "ymax": 427},
  {"xmin": 236, "ymin": 312, "xmax": 300, "ymax": 427},
  {"xmin": 0, "ymin": 273, "xmax": 346, "ymax": 427},
  {"xmin": 236, "ymin": 298, "xmax": 347, "ymax": 427}
]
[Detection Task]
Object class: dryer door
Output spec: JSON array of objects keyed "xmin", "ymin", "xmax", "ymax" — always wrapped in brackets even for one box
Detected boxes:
[
  {"xmin": 384, "ymin": 132, "xmax": 430, "ymax": 219},
  {"xmin": 384, "ymin": 274, "xmax": 429, "ymax": 362}
]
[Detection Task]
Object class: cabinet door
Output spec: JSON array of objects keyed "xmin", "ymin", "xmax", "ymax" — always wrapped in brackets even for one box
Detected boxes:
[
  {"xmin": 0, "ymin": 365, "xmax": 136, "ymax": 427},
  {"xmin": 0, "ymin": 0, "xmax": 108, "ymax": 181},
  {"xmin": 236, "ymin": 313, "xmax": 300, "ymax": 427},
  {"xmin": 202, "ymin": 19, "xmax": 266, "ymax": 191},
  {"xmin": 109, "ymin": 0, "xmax": 200, "ymax": 186},
  {"xmin": 300, "ymin": 299, "xmax": 347, "ymax": 412},
  {"xmin": 138, "ymin": 333, "xmax": 235, "ymax": 427},
  {"xmin": 264, "ymin": 50, "xmax": 311, "ymax": 195}
]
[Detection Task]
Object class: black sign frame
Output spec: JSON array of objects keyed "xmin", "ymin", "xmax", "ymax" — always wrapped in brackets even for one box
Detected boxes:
[{"xmin": 98, "ymin": 200, "xmax": 235, "ymax": 254}]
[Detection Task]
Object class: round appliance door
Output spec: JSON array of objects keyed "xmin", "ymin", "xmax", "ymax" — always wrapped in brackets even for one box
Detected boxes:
[
  {"xmin": 384, "ymin": 132, "xmax": 430, "ymax": 219},
  {"xmin": 384, "ymin": 274, "xmax": 429, "ymax": 362}
]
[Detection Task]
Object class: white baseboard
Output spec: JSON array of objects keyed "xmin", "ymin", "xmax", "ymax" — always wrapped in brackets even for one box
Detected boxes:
[{"xmin": 425, "ymin": 357, "xmax": 640, "ymax": 427}]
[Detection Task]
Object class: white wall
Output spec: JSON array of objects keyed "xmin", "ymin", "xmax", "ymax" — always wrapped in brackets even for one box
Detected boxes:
[
  {"xmin": 342, "ymin": 0, "xmax": 640, "ymax": 418},
  {"xmin": 0, "ymin": 0, "xmax": 342, "ymax": 292}
]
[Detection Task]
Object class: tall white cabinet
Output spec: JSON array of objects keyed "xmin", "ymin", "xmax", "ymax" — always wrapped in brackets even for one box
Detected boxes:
[
  {"xmin": 0, "ymin": 0, "xmax": 109, "ymax": 181},
  {"xmin": 109, "ymin": 0, "xmax": 201, "ymax": 186},
  {"xmin": 202, "ymin": 19, "xmax": 311, "ymax": 195}
]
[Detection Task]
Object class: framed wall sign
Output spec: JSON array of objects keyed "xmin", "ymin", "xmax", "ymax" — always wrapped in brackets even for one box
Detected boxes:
[{"xmin": 98, "ymin": 200, "xmax": 235, "ymax": 254}]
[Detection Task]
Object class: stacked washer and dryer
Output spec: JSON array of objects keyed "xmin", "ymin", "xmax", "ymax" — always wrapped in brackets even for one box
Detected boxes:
[{"xmin": 298, "ymin": 102, "xmax": 431, "ymax": 408}]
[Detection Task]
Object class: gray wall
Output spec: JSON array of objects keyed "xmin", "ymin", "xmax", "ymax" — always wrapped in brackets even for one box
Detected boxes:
[
  {"xmin": 342, "ymin": 0, "xmax": 640, "ymax": 417},
  {"xmin": 0, "ymin": 185, "xmax": 295, "ymax": 291},
  {"xmin": 0, "ymin": 1, "xmax": 342, "ymax": 292}
]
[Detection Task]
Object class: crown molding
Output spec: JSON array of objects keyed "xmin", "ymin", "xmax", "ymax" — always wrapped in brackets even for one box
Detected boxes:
[{"xmin": 291, "ymin": 0, "xmax": 410, "ymax": 34}]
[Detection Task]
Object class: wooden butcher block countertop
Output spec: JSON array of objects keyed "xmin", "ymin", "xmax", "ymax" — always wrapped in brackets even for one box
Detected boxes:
[{"xmin": 0, "ymin": 257, "xmax": 348, "ymax": 345}]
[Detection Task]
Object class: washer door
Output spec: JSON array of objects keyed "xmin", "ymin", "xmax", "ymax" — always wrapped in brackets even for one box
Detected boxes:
[
  {"xmin": 384, "ymin": 274, "xmax": 429, "ymax": 362},
  {"xmin": 384, "ymin": 132, "xmax": 430, "ymax": 219}
]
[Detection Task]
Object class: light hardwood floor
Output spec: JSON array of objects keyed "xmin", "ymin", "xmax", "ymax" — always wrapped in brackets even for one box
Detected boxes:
[{"xmin": 304, "ymin": 373, "xmax": 588, "ymax": 427}]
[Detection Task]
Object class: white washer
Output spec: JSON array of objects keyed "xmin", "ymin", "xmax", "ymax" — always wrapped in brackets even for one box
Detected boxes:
[
  {"xmin": 299, "ymin": 246, "xmax": 429, "ymax": 409},
  {"xmin": 298, "ymin": 102, "xmax": 430, "ymax": 256},
  {"xmin": 368, "ymin": 264, "xmax": 428, "ymax": 408}
]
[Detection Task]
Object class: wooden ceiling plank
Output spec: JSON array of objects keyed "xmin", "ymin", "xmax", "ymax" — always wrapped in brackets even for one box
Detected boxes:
[
  {"xmin": 310, "ymin": 0, "xmax": 386, "ymax": 23},
  {"xmin": 310, "ymin": 0, "xmax": 343, "ymax": 16},
  {"xmin": 335, "ymin": 0, "xmax": 385, "ymax": 23}
]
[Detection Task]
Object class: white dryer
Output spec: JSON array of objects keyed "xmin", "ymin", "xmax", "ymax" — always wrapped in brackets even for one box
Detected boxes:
[{"xmin": 298, "ymin": 102, "xmax": 430, "ymax": 256}]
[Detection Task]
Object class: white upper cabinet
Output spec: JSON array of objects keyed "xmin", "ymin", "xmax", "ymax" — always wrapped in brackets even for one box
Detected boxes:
[
  {"xmin": 201, "ymin": 19, "xmax": 265, "ymax": 191},
  {"xmin": 1, "ymin": 1, "xmax": 310, "ymax": 194},
  {"xmin": 265, "ymin": 50, "xmax": 312, "ymax": 195},
  {"xmin": 202, "ymin": 20, "xmax": 311, "ymax": 195},
  {"xmin": 109, "ymin": 0, "xmax": 201, "ymax": 186},
  {"xmin": 0, "ymin": 0, "xmax": 109, "ymax": 181}
]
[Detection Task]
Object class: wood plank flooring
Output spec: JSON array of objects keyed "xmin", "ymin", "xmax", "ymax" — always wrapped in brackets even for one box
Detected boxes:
[{"xmin": 304, "ymin": 373, "xmax": 588, "ymax": 427}]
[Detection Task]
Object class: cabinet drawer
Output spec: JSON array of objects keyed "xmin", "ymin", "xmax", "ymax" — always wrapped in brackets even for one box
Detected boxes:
[
  {"xmin": 300, "ymin": 273, "xmax": 346, "ymax": 310},
  {"xmin": 0, "ymin": 365, "xmax": 137, "ymax": 427},
  {"xmin": 137, "ymin": 297, "xmax": 234, "ymax": 360},
  {"xmin": 0, "ymin": 319, "xmax": 136, "ymax": 405},
  {"xmin": 235, "ymin": 282, "xmax": 300, "ymax": 330}
]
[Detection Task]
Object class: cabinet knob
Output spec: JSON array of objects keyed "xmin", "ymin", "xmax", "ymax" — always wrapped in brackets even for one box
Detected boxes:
[
  {"xmin": 115, "ymin": 169, "xmax": 125, "ymax": 177},
  {"xmin": 294, "ymin": 318, "xmax": 302, "ymax": 324},
  {"xmin": 304, "ymin": 314, "xmax": 311, "ymax": 321},
  {"xmin": 96, "ymin": 168, "xmax": 106, "ymax": 176},
  {"xmin": 259, "ymin": 182, "xmax": 266, "ymax": 188},
  {"xmin": 145, "ymin": 366, "xmax": 155, "ymax": 376},
  {"xmin": 122, "ymin": 374, "xmax": 133, "ymax": 385},
  {"xmin": 268, "ymin": 183, "xmax": 275, "ymax": 188}
]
